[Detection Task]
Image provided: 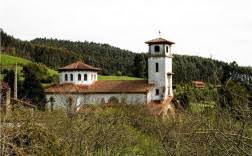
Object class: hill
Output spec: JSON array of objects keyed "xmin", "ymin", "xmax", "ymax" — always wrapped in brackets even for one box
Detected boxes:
[
  {"xmin": 0, "ymin": 53, "xmax": 58, "ymax": 76},
  {"xmin": 0, "ymin": 53, "xmax": 32, "ymax": 65},
  {"xmin": 0, "ymin": 54, "xmax": 141, "ymax": 81},
  {"xmin": 1, "ymin": 30, "xmax": 252, "ymax": 86}
]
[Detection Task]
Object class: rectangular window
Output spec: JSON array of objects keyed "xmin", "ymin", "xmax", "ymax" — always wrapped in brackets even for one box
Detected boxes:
[
  {"xmin": 84, "ymin": 74, "xmax": 87, "ymax": 81},
  {"xmin": 65, "ymin": 74, "xmax": 68, "ymax": 81},
  {"xmin": 70, "ymin": 74, "xmax": 73, "ymax": 81},
  {"xmin": 155, "ymin": 89, "xmax": 159, "ymax": 95},
  {"xmin": 166, "ymin": 46, "xmax": 169, "ymax": 53},
  {"xmin": 155, "ymin": 63, "xmax": 159, "ymax": 72},
  {"xmin": 154, "ymin": 46, "xmax": 160, "ymax": 52},
  {"xmin": 78, "ymin": 74, "xmax": 81, "ymax": 81}
]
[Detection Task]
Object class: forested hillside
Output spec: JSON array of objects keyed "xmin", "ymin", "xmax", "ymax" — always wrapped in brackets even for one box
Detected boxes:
[{"xmin": 1, "ymin": 30, "xmax": 252, "ymax": 86}]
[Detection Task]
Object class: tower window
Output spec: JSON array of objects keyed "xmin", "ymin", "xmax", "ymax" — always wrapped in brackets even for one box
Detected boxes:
[
  {"xmin": 78, "ymin": 74, "xmax": 81, "ymax": 81},
  {"xmin": 154, "ymin": 45, "xmax": 160, "ymax": 52},
  {"xmin": 65, "ymin": 74, "xmax": 68, "ymax": 81},
  {"xmin": 155, "ymin": 63, "xmax": 159, "ymax": 72},
  {"xmin": 155, "ymin": 89, "xmax": 159, "ymax": 95},
  {"xmin": 84, "ymin": 74, "xmax": 87, "ymax": 81},
  {"xmin": 166, "ymin": 46, "xmax": 169, "ymax": 53},
  {"xmin": 70, "ymin": 74, "xmax": 73, "ymax": 81}
]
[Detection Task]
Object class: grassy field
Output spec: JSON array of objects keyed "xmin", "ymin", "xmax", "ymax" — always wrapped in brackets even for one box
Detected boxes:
[
  {"xmin": 0, "ymin": 54, "xmax": 57, "ymax": 78},
  {"xmin": 0, "ymin": 54, "xmax": 142, "ymax": 81},
  {"xmin": 0, "ymin": 54, "xmax": 32, "ymax": 65},
  {"xmin": 190, "ymin": 101, "xmax": 216, "ymax": 113},
  {"xmin": 98, "ymin": 75, "xmax": 143, "ymax": 80}
]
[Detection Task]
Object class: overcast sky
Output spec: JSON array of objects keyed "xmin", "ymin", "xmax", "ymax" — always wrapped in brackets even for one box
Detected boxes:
[{"xmin": 1, "ymin": 0, "xmax": 252, "ymax": 66}]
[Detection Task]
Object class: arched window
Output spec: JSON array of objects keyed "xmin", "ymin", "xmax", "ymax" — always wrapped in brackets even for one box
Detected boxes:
[
  {"xmin": 155, "ymin": 63, "xmax": 159, "ymax": 72},
  {"xmin": 155, "ymin": 89, "xmax": 159, "ymax": 95},
  {"xmin": 65, "ymin": 74, "xmax": 68, "ymax": 81},
  {"xmin": 84, "ymin": 74, "xmax": 87, "ymax": 81},
  {"xmin": 70, "ymin": 74, "xmax": 73, "ymax": 81},
  {"xmin": 166, "ymin": 46, "xmax": 169, "ymax": 53},
  {"xmin": 154, "ymin": 45, "xmax": 160, "ymax": 52},
  {"xmin": 78, "ymin": 74, "xmax": 81, "ymax": 81}
]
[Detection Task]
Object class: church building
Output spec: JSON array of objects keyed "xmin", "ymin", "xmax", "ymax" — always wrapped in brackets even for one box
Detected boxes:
[{"xmin": 45, "ymin": 37, "xmax": 174, "ymax": 110}]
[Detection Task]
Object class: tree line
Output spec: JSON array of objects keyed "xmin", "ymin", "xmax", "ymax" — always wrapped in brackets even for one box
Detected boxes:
[{"xmin": 1, "ymin": 30, "xmax": 252, "ymax": 87}]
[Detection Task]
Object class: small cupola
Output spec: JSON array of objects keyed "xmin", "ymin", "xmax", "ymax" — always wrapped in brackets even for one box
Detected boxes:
[
  {"xmin": 58, "ymin": 61, "xmax": 101, "ymax": 85},
  {"xmin": 145, "ymin": 37, "xmax": 175, "ymax": 56}
]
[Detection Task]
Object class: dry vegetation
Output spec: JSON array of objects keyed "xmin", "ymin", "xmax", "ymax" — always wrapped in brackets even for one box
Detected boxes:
[{"xmin": 1, "ymin": 103, "xmax": 251, "ymax": 156}]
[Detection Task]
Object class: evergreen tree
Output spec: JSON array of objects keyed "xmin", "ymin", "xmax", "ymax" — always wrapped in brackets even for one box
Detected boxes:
[
  {"xmin": 3, "ymin": 70, "xmax": 15, "ymax": 97},
  {"xmin": 133, "ymin": 54, "xmax": 146, "ymax": 78},
  {"xmin": 22, "ymin": 64, "xmax": 46, "ymax": 110}
]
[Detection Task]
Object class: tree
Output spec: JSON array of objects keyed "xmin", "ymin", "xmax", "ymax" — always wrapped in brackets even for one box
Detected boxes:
[
  {"xmin": 133, "ymin": 54, "xmax": 146, "ymax": 78},
  {"xmin": 21, "ymin": 64, "xmax": 46, "ymax": 110},
  {"xmin": 218, "ymin": 80, "xmax": 249, "ymax": 119},
  {"xmin": 3, "ymin": 69, "xmax": 15, "ymax": 97}
]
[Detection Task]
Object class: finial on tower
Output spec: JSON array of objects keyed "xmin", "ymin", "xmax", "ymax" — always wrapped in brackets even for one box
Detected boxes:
[{"xmin": 158, "ymin": 30, "xmax": 161, "ymax": 37}]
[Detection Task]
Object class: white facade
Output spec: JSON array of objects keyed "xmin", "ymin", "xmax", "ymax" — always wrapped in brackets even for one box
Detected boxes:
[
  {"xmin": 59, "ymin": 71, "xmax": 97, "ymax": 85},
  {"xmin": 149, "ymin": 44, "xmax": 172, "ymax": 56},
  {"xmin": 45, "ymin": 37, "xmax": 174, "ymax": 111},
  {"xmin": 147, "ymin": 43, "xmax": 173, "ymax": 100},
  {"xmin": 46, "ymin": 93, "xmax": 149, "ymax": 110}
]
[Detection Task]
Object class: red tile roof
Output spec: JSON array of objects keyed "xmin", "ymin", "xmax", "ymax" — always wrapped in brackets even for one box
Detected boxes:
[
  {"xmin": 45, "ymin": 80, "xmax": 154, "ymax": 93},
  {"xmin": 58, "ymin": 61, "xmax": 101, "ymax": 72},
  {"xmin": 145, "ymin": 37, "xmax": 175, "ymax": 45},
  {"xmin": 192, "ymin": 81, "xmax": 205, "ymax": 88}
]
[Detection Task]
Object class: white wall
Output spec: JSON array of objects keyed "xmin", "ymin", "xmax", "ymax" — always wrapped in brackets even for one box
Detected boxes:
[
  {"xmin": 148, "ymin": 43, "xmax": 173, "ymax": 100},
  {"xmin": 59, "ymin": 71, "xmax": 97, "ymax": 85},
  {"xmin": 149, "ymin": 44, "xmax": 172, "ymax": 56},
  {"xmin": 46, "ymin": 93, "xmax": 147, "ymax": 110}
]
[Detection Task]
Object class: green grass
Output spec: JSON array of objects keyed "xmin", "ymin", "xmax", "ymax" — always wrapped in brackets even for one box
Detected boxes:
[
  {"xmin": 98, "ymin": 75, "xmax": 143, "ymax": 80},
  {"xmin": 0, "ymin": 54, "xmax": 32, "ymax": 65},
  {"xmin": 0, "ymin": 54, "xmax": 142, "ymax": 81},
  {"xmin": 0, "ymin": 54, "xmax": 58, "ymax": 80},
  {"xmin": 190, "ymin": 101, "xmax": 216, "ymax": 113}
]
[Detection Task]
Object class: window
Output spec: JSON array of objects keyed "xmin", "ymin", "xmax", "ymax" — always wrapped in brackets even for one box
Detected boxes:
[
  {"xmin": 154, "ymin": 45, "xmax": 160, "ymax": 52},
  {"xmin": 155, "ymin": 63, "xmax": 159, "ymax": 72},
  {"xmin": 155, "ymin": 89, "xmax": 159, "ymax": 95},
  {"xmin": 65, "ymin": 74, "xmax": 68, "ymax": 81},
  {"xmin": 91, "ymin": 74, "xmax": 93, "ymax": 80},
  {"xmin": 94, "ymin": 74, "xmax": 96, "ymax": 80},
  {"xmin": 78, "ymin": 74, "xmax": 81, "ymax": 81},
  {"xmin": 84, "ymin": 74, "xmax": 87, "ymax": 81},
  {"xmin": 49, "ymin": 97, "xmax": 55, "ymax": 112},
  {"xmin": 70, "ymin": 74, "xmax": 73, "ymax": 81},
  {"xmin": 166, "ymin": 46, "xmax": 169, "ymax": 53}
]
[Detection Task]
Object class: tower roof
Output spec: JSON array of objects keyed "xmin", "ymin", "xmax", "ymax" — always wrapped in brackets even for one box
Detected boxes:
[
  {"xmin": 58, "ymin": 61, "xmax": 101, "ymax": 72},
  {"xmin": 145, "ymin": 37, "xmax": 175, "ymax": 45}
]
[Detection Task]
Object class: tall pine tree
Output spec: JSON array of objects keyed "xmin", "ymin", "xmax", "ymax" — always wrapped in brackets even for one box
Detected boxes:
[{"xmin": 21, "ymin": 64, "xmax": 46, "ymax": 110}]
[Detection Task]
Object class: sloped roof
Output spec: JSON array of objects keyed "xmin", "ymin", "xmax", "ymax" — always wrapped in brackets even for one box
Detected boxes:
[
  {"xmin": 145, "ymin": 37, "xmax": 175, "ymax": 45},
  {"xmin": 58, "ymin": 61, "xmax": 101, "ymax": 72},
  {"xmin": 45, "ymin": 80, "xmax": 154, "ymax": 93}
]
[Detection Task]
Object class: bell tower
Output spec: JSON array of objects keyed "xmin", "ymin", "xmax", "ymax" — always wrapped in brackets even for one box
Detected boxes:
[{"xmin": 145, "ymin": 37, "xmax": 174, "ymax": 101}]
